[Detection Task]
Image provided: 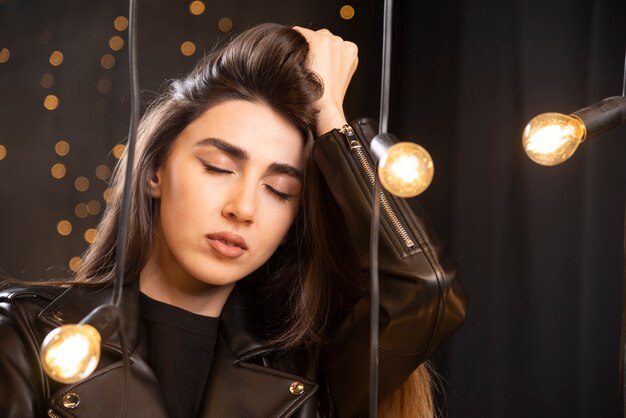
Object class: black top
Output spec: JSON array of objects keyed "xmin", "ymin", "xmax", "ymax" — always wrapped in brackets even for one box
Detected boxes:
[{"xmin": 139, "ymin": 292, "xmax": 219, "ymax": 418}]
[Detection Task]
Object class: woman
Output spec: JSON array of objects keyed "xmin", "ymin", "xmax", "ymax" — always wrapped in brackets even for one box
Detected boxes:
[{"xmin": 0, "ymin": 24, "xmax": 466, "ymax": 418}]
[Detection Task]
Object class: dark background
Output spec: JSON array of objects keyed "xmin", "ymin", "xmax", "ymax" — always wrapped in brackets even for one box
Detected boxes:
[{"xmin": 1, "ymin": 1, "xmax": 625, "ymax": 417}]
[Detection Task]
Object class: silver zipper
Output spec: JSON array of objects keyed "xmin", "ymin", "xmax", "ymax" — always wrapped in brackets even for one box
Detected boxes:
[
  {"xmin": 48, "ymin": 409, "xmax": 62, "ymax": 418},
  {"xmin": 339, "ymin": 125, "xmax": 415, "ymax": 248}
]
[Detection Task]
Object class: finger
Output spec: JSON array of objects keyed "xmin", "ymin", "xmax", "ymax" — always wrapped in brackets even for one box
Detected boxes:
[
  {"xmin": 343, "ymin": 41, "xmax": 358, "ymax": 58},
  {"xmin": 315, "ymin": 28, "xmax": 334, "ymax": 37},
  {"xmin": 292, "ymin": 26, "xmax": 315, "ymax": 41},
  {"xmin": 292, "ymin": 25, "xmax": 310, "ymax": 34}
]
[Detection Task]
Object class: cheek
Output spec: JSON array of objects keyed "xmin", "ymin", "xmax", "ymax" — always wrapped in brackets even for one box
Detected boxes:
[
  {"xmin": 161, "ymin": 176, "xmax": 193, "ymax": 214},
  {"xmin": 159, "ymin": 170, "xmax": 215, "ymax": 228},
  {"xmin": 260, "ymin": 202, "xmax": 300, "ymax": 248}
]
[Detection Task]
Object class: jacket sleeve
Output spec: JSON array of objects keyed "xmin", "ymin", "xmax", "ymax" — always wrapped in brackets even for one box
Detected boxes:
[
  {"xmin": 312, "ymin": 118, "xmax": 467, "ymax": 417},
  {"xmin": 0, "ymin": 293, "xmax": 49, "ymax": 418}
]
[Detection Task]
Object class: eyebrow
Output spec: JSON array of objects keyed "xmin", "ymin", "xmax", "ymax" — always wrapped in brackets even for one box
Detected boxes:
[
  {"xmin": 194, "ymin": 137, "xmax": 249, "ymax": 161},
  {"xmin": 195, "ymin": 137, "xmax": 303, "ymax": 181},
  {"xmin": 268, "ymin": 162, "xmax": 303, "ymax": 181}
]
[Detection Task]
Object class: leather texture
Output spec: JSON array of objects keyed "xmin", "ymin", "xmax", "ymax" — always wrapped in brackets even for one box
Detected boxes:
[
  {"xmin": 0, "ymin": 118, "xmax": 466, "ymax": 418},
  {"xmin": 314, "ymin": 119, "xmax": 466, "ymax": 417}
]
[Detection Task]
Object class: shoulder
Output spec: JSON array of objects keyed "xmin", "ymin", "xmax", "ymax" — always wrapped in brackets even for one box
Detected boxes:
[
  {"xmin": 0, "ymin": 282, "xmax": 116, "ymax": 417},
  {"xmin": 0, "ymin": 284, "xmax": 57, "ymax": 360},
  {"xmin": 0, "ymin": 284, "xmax": 70, "ymax": 417},
  {"xmin": 0, "ymin": 284, "xmax": 67, "ymax": 318},
  {"xmin": 0, "ymin": 284, "xmax": 69, "ymax": 323},
  {"xmin": 0, "ymin": 284, "xmax": 69, "ymax": 351},
  {"xmin": 0, "ymin": 282, "xmax": 113, "ymax": 343},
  {"xmin": 0, "ymin": 283, "xmax": 68, "ymax": 303}
]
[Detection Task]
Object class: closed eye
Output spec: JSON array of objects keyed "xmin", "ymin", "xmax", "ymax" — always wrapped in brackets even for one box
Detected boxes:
[
  {"xmin": 264, "ymin": 184, "xmax": 295, "ymax": 202},
  {"xmin": 201, "ymin": 162, "xmax": 233, "ymax": 174}
]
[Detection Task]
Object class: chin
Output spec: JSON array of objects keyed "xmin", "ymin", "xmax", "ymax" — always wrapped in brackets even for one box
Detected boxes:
[{"xmin": 191, "ymin": 266, "xmax": 251, "ymax": 287}]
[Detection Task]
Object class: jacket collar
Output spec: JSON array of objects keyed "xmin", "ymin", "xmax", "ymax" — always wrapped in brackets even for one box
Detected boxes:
[
  {"xmin": 36, "ymin": 277, "xmax": 319, "ymax": 418},
  {"xmin": 37, "ymin": 276, "xmax": 274, "ymax": 360},
  {"xmin": 217, "ymin": 275, "xmax": 275, "ymax": 359},
  {"xmin": 38, "ymin": 281, "xmax": 140, "ymax": 355}
]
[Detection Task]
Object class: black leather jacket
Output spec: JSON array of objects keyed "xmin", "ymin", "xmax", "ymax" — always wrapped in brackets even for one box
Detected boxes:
[{"xmin": 0, "ymin": 119, "xmax": 466, "ymax": 418}]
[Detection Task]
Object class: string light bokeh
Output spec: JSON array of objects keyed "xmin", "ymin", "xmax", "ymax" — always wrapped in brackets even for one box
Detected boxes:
[
  {"xmin": 0, "ymin": 0, "xmax": 365, "ymax": 280},
  {"xmin": 0, "ymin": 48, "xmax": 10, "ymax": 63}
]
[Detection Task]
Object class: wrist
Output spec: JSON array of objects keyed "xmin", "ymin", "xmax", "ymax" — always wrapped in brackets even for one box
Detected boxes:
[{"xmin": 316, "ymin": 105, "xmax": 348, "ymax": 137}]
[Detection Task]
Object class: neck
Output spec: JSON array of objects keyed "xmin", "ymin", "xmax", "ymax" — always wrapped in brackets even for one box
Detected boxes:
[{"xmin": 139, "ymin": 255, "xmax": 234, "ymax": 317}]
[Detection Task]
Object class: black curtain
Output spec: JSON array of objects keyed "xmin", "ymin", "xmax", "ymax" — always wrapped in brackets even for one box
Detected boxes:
[{"xmin": 386, "ymin": 1, "xmax": 626, "ymax": 416}]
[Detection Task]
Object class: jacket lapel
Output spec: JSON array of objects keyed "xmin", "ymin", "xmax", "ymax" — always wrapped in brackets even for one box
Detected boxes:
[
  {"xmin": 38, "ymin": 283, "xmax": 170, "ymax": 418},
  {"xmin": 38, "ymin": 282, "xmax": 140, "ymax": 355},
  {"xmin": 46, "ymin": 346, "xmax": 170, "ymax": 418},
  {"xmin": 198, "ymin": 335, "xmax": 318, "ymax": 418},
  {"xmin": 199, "ymin": 277, "xmax": 319, "ymax": 417}
]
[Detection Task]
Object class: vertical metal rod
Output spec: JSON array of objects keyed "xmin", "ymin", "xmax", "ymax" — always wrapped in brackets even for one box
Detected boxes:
[
  {"xmin": 621, "ymin": 203, "xmax": 626, "ymax": 417},
  {"xmin": 113, "ymin": 0, "xmax": 139, "ymax": 307},
  {"xmin": 369, "ymin": 176, "xmax": 382, "ymax": 418},
  {"xmin": 379, "ymin": 0, "xmax": 393, "ymax": 135},
  {"xmin": 371, "ymin": 0, "xmax": 394, "ymax": 415},
  {"xmin": 115, "ymin": 0, "xmax": 138, "ymax": 415}
]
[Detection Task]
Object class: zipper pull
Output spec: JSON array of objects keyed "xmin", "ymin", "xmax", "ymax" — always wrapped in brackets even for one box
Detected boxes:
[{"xmin": 339, "ymin": 124, "xmax": 361, "ymax": 150}]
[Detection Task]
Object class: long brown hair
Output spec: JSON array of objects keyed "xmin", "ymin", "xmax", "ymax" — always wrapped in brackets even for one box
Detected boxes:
[{"xmin": 74, "ymin": 23, "xmax": 435, "ymax": 417}]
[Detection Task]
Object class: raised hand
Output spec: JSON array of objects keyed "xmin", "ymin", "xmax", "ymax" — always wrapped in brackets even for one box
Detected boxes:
[{"xmin": 293, "ymin": 26, "xmax": 359, "ymax": 136}]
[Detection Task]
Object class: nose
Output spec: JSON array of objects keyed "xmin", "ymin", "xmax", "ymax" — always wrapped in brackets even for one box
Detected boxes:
[{"xmin": 222, "ymin": 179, "xmax": 256, "ymax": 225}]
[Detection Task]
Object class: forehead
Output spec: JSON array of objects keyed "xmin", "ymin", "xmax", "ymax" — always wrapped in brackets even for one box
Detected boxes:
[{"xmin": 175, "ymin": 100, "xmax": 305, "ymax": 165}]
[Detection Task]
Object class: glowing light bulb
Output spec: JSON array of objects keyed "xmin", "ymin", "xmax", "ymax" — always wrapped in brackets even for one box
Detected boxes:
[
  {"xmin": 522, "ymin": 112, "xmax": 586, "ymax": 166},
  {"xmin": 378, "ymin": 142, "xmax": 434, "ymax": 197},
  {"xmin": 40, "ymin": 324, "xmax": 101, "ymax": 384}
]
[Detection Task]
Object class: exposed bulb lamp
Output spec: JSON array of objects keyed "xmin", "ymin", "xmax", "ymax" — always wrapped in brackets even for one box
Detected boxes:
[
  {"xmin": 523, "ymin": 96, "xmax": 626, "ymax": 166},
  {"xmin": 40, "ymin": 305, "xmax": 120, "ymax": 384},
  {"xmin": 521, "ymin": 53, "xmax": 626, "ymax": 418},
  {"xmin": 371, "ymin": 133, "xmax": 434, "ymax": 198}
]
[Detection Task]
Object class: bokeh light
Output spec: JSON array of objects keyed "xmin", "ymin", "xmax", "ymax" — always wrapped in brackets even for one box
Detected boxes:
[
  {"xmin": 44, "ymin": 95, "xmax": 59, "ymax": 110},
  {"xmin": 103, "ymin": 188, "xmax": 113, "ymax": 203},
  {"xmin": 84, "ymin": 228, "xmax": 98, "ymax": 244},
  {"xmin": 75, "ymin": 203, "xmax": 89, "ymax": 218},
  {"xmin": 95, "ymin": 165, "xmax": 111, "ymax": 180},
  {"xmin": 97, "ymin": 79, "xmax": 112, "ymax": 94},
  {"xmin": 74, "ymin": 176, "xmax": 90, "ymax": 192},
  {"xmin": 218, "ymin": 17, "xmax": 233, "ymax": 32},
  {"xmin": 57, "ymin": 220, "xmax": 72, "ymax": 236},
  {"xmin": 100, "ymin": 54, "xmax": 115, "ymax": 69},
  {"xmin": 189, "ymin": 1, "xmax": 205, "ymax": 15},
  {"xmin": 340, "ymin": 5, "xmax": 355, "ymax": 20},
  {"xmin": 108, "ymin": 35, "xmax": 124, "ymax": 51},
  {"xmin": 87, "ymin": 200, "xmax": 101, "ymax": 215},
  {"xmin": 51, "ymin": 163, "xmax": 66, "ymax": 179},
  {"xmin": 0, "ymin": 48, "xmax": 11, "ymax": 63},
  {"xmin": 112, "ymin": 144, "xmax": 126, "ymax": 159},
  {"xmin": 40, "ymin": 73, "xmax": 55, "ymax": 88},
  {"xmin": 69, "ymin": 257, "xmax": 82, "ymax": 272},
  {"xmin": 49, "ymin": 50, "xmax": 64, "ymax": 66},
  {"xmin": 180, "ymin": 41, "xmax": 196, "ymax": 56},
  {"xmin": 55, "ymin": 140, "xmax": 70, "ymax": 156},
  {"xmin": 114, "ymin": 16, "xmax": 129, "ymax": 31}
]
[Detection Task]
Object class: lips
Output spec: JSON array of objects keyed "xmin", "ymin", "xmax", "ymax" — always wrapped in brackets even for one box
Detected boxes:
[{"xmin": 206, "ymin": 231, "xmax": 248, "ymax": 258}]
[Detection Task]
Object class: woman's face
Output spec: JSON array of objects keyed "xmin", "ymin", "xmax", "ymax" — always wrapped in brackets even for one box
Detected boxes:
[{"xmin": 148, "ymin": 100, "xmax": 304, "ymax": 291}]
